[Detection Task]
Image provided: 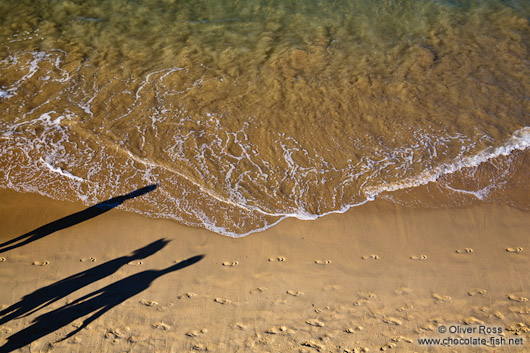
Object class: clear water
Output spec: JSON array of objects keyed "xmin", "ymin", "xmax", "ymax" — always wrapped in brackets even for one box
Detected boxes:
[{"xmin": 1, "ymin": 0, "xmax": 529, "ymax": 236}]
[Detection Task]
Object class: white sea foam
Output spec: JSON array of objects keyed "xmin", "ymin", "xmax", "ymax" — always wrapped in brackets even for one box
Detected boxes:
[
  {"xmin": 0, "ymin": 50, "xmax": 68, "ymax": 102},
  {"xmin": 363, "ymin": 127, "xmax": 530, "ymax": 198},
  {"xmin": 41, "ymin": 157, "xmax": 84, "ymax": 182},
  {"xmin": 1, "ymin": 46, "xmax": 528, "ymax": 238},
  {"xmin": 1, "ymin": 57, "xmax": 527, "ymax": 237},
  {"xmin": 443, "ymin": 185, "xmax": 487, "ymax": 200},
  {"xmin": 113, "ymin": 126, "xmax": 530, "ymax": 238},
  {"xmin": 2, "ymin": 117, "xmax": 527, "ymax": 239},
  {"xmin": 198, "ymin": 127, "xmax": 530, "ymax": 237},
  {"xmin": 36, "ymin": 112, "xmax": 66, "ymax": 126}
]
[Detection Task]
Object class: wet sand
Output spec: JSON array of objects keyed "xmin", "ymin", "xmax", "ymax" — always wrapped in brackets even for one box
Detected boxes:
[{"xmin": 0, "ymin": 188, "xmax": 529, "ymax": 352}]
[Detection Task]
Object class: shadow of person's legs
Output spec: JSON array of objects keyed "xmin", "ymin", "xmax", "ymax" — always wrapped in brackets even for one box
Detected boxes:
[
  {"xmin": 0, "ymin": 255, "xmax": 204, "ymax": 353},
  {"xmin": 0, "ymin": 184, "xmax": 158, "ymax": 254},
  {"xmin": 0, "ymin": 238, "xmax": 169, "ymax": 326}
]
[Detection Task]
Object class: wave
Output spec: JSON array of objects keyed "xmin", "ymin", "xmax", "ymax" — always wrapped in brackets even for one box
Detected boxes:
[
  {"xmin": 0, "ymin": 48, "xmax": 529, "ymax": 237},
  {"xmin": 363, "ymin": 128, "xmax": 530, "ymax": 199},
  {"xmin": 1, "ymin": 0, "xmax": 529, "ymax": 236}
]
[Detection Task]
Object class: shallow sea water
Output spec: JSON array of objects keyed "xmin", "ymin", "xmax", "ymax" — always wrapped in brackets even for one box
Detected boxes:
[{"xmin": 0, "ymin": 0, "xmax": 529, "ymax": 236}]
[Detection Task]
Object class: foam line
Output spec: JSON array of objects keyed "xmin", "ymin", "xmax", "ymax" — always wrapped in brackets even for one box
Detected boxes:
[
  {"xmin": 41, "ymin": 158, "xmax": 84, "ymax": 182},
  {"xmin": 362, "ymin": 127, "xmax": 530, "ymax": 198}
]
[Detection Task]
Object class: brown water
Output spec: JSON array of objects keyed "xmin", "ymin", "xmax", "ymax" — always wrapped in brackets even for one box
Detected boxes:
[{"xmin": 0, "ymin": 0, "xmax": 529, "ymax": 236}]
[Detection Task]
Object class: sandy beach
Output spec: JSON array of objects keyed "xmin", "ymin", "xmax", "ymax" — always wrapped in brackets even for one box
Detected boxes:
[
  {"xmin": 0, "ymin": 188, "xmax": 529, "ymax": 352},
  {"xmin": 1, "ymin": 1, "xmax": 529, "ymax": 352}
]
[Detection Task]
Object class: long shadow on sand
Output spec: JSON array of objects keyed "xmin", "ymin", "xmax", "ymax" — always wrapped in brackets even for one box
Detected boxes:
[
  {"xmin": 0, "ymin": 255, "xmax": 204, "ymax": 353},
  {"xmin": 0, "ymin": 184, "xmax": 158, "ymax": 254},
  {"xmin": 0, "ymin": 239, "xmax": 170, "ymax": 326}
]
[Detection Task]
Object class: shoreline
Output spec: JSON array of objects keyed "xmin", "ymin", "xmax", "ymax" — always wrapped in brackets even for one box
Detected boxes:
[{"xmin": 1, "ymin": 188, "xmax": 529, "ymax": 352}]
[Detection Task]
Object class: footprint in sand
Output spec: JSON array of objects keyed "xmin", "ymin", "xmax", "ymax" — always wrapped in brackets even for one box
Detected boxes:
[
  {"xmin": 32, "ymin": 261, "xmax": 49, "ymax": 266},
  {"xmin": 456, "ymin": 248, "xmax": 474, "ymax": 254},
  {"xmin": 382, "ymin": 317, "xmax": 403, "ymax": 326},
  {"xmin": 462, "ymin": 317, "xmax": 484, "ymax": 325},
  {"xmin": 510, "ymin": 307, "xmax": 530, "ymax": 314},
  {"xmin": 492, "ymin": 311, "xmax": 505, "ymax": 320},
  {"xmin": 306, "ymin": 319, "xmax": 325, "ymax": 327},
  {"xmin": 250, "ymin": 287, "xmax": 268, "ymax": 294},
  {"xmin": 506, "ymin": 322, "xmax": 530, "ymax": 335},
  {"xmin": 266, "ymin": 326, "xmax": 288, "ymax": 334},
  {"xmin": 233, "ymin": 322, "xmax": 247, "ymax": 330},
  {"xmin": 128, "ymin": 261, "xmax": 143, "ymax": 266},
  {"xmin": 344, "ymin": 326, "xmax": 363, "ymax": 334},
  {"xmin": 392, "ymin": 336, "xmax": 413, "ymax": 343},
  {"xmin": 80, "ymin": 257, "xmax": 96, "ymax": 262},
  {"xmin": 127, "ymin": 335, "xmax": 145, "ymax": 344},
  {"xmin": 419, "ymin": 323, "xmax": 436, "ymax": 332},
  {"xmin": 301, "ymin": 340, "xmax": 325, "ymax": 351},
  {"xmin": 214, "ymin": 298, "xmax": 232, "ymax": 305},
  {"xmin": 0, "ymin": 257, "xmax": 6, "ymax": 262},
  {"xmin": 314, "ymin": 306, "xmax": 330, "ymax": 313},
  {"xmin": 222, "ymin": 261, "xmax": 239, "ymax": 267},
  {"xmin": 192, "ymin": 343, "xmax": 208, "ymax": 351},
  {"xmin": 394, "ymin": 287, "xmax": 412, "ymax": 295},
  {"xmin": 314, "ymin": 259, "xmax": 332, "ymax": 265},
  {"xmin": 353, "ymin": 293, "xmax": 376, "ymax": 306},
  {"xmin": 410, "ymin": 255, "xmax": 427, "ymax": 260},
  {"xmin": 396, "ymin": 304, "xmax": 414, "ymax": 312},
  {"xmin": 70, "ymin": 336, "xmax": 82, "ymax": 344},
  {"xmin": 186, "ymin": 328, "xmax": 207, "ymax": 337},
  {"xmin": 268, "ymin": 256, "xmax": 286, "ymax": 262},
  {"xmin": 104, "ymin": 329, "xmax": 126, "ymax": 340},
  {"xmin": 506, "ymin": 247, "xmax": 523, "ymax": 253},
  {"xmin": 348, "ymin": 348, "xmax": 369, "ymax": 353},
  {"xmin": 507, "ymin": 294, "xmax": 528, "ymax": 302},
  {"xmin": 361, "ymin": 254, "xmax": 380, "ymax": 260},
  {"xmin": 353, "ymin": 299, "xmax": 370, "ymax": 306},
  {"xmin": 380, "ymin": 342, "xmax": 397, "ymax": 351},
  {"xmin": 178, "ymin": 292, "xmax": 197, "ymax": 299},
  {"xmin": 286, "ymin": 290, "xmax": 304, "ymax": 297},
  {"xmin": 151, "ymin": 322, "xmax": 171, "ymax": 330},
  {"xmin": 432, "ymin": 293, "xmax": 452, "ymax": 303},
  {"xmin": 468, "ymin": 288, "xmax": 487, "ymax": 296},
  {"xmin": 140, "ymin": 299, "xmax": 159, "ymax": 307},
  {"xmin": 360, "ymin": 292, "xmax": 377, "ymax": 299}
]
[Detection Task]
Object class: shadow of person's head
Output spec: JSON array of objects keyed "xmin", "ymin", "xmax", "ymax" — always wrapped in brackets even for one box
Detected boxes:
[{"xmin": 130, "ymin": 238, "xmax": 170, "ymax": 260}]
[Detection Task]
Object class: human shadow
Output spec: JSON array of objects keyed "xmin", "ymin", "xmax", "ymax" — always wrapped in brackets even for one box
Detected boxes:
[
  {"xmin": 0, "ymin": 184, "xmax": 158, "ymax": 254},
  {"xmin": 0, "ymin": 238, "xmax": 169, "ymax": 326},
  {"xmin": 0, "ymin": 255, "xmax": 204, "ymax": 353}
]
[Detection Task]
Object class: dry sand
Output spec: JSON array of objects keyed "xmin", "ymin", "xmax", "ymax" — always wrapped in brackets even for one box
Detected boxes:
[{"xmin": 0, "ymin": 188, "xmax": 529, "ymax": 352}]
